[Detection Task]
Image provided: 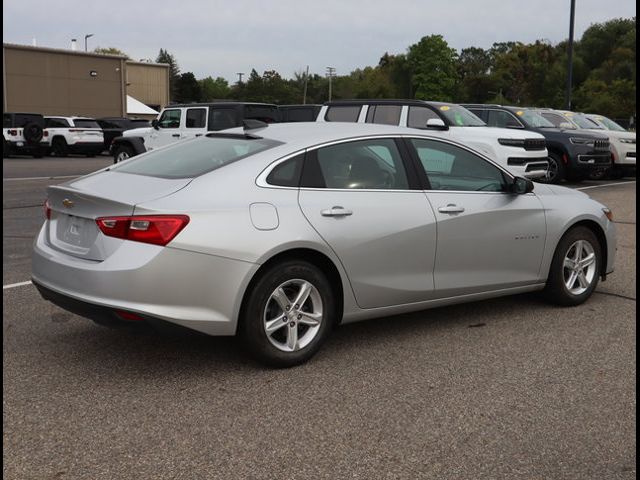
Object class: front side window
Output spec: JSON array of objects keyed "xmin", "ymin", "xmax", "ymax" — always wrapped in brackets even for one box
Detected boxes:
[
  {"xmin": 410, "ymin": 138, "xmax": 507, "ymax": 192},
  {"xmin": 158, "ymin": 109, "xmax": 181, "ymax": 128},
  {"xmin": 186, "ymin": 108, "xmax": 206, "ymax": 128},
  {"xmin": 407, "ymin": 106, "xmax": 440, "ymax": 128},
  {"xmin": 324, "ymin": 106, "xmax": 361, "ymax": 122},
  {"xmin": 365, "ymin": 105, "xmax": 401, "ymax": 125},
  {"xmin": 487, "ymin": 110, "xmax": 523, "ymax": 129},
  {"xmin": 303, "ymin": 138, "xmax": 409, "ymax": 190}
]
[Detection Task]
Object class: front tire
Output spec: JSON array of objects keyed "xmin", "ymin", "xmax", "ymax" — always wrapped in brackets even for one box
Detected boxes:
[
  {"xmin": 113, "ymin": 145, "xmax": 134, "ymax": 163},
  {"xmin": 544, "ymin": 226, "xmax": 601, "ymax": 306},
  {"xmin": 239, "ymin": 260, "xmax": 336, "ymax": 367},
  {"xmin": 540, "ymin": 152, "xmax": 566, "ymax": 184}
]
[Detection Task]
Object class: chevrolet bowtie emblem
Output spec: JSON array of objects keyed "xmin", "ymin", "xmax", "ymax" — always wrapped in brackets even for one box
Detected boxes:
[{"xmin": 62, "ymin": 199, "xmax": 74, "ymax": 208}]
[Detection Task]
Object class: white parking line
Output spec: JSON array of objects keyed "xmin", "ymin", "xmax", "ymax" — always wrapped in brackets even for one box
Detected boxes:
[
  {"xmin": 3, "ymin": 280, "xmax": 33, "ymax": 290},
  {"xmin": 3, "ymin": 175, "xmax": 79, "ymax": 181},
  {"xmin": 577, "ymin": 181, "xmax": 636, "ymax": 191}
]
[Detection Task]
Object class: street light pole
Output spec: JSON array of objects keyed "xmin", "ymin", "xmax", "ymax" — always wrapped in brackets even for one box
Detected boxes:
[
  {"xmin": 326, "ymin": 66, "xmax": 336, "ymax": 101},
  {"xmin": 84, "ymin": 33, "xmax": 94, "ymax": 52},
  {"xmin": 565, "ymin": 0, "xmax": 576, "ymax": 110},
  {"xmin": 236, "ymin": 72, "xmax": 244, "ymax": 84}
]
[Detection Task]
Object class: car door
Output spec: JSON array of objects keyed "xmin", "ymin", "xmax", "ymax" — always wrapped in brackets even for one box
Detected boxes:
[
  {"xmin": 149, "ymin": 108, "xmax": 183, "ymax": 149},
  {"xmin": 182, "ymin": 107, "xmax": 208, "ymax": 139},
  {"xmin": 407, "ymin": 137, "xmax": 547, "ymax": 297},
  {"xmin": 298, "ymin": 137, "xmax": 437, "ymax": 309}
]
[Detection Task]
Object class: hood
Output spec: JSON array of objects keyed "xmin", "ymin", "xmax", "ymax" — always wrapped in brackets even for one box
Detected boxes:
[
  {"xmin": 454, "ymin": 126, "xmax": 545, "ymax": 140},
  {"xmin": 123, "ymin": 126, "xmax": 154, "ymax": 137}
]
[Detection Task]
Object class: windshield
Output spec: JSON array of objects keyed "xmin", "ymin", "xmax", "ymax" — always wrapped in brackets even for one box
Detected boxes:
[
  {"xmin": 517, "ymin": 110, "xmax": 556, "ymax": 128},
  {"xmin": 437, "ymin": 105, "xmax": 486, "ymax": 127},
  {"xmin": 592, "ymin": 116, "xmax": 627, "ymax": 132},
  {"xmin": 570, "ymin": 114, "xmax": 604, "ymax": 130},
  {"xmin": 113, "ymin": 135, "xmax": 283, "ymax": 179}
]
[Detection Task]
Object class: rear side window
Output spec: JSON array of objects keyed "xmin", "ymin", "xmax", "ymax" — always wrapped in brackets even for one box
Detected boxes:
[
  {"xmin": 73, "ymin": 119, "xmax": 100, "ymax": 129},
  {"xmin": 365, "ymin": 105, "xmax": 401, "ymax": 125},
  {"xmin": 303, "ymin": 138, "xmax": 409, "ymax": 190},
  {"xmin": 407, "ymin": 106, "xmax": 440, "ymax": 128},
  {"xmin": 266, "ymin": 154, "xmax": 304, "ymax": 187},
  {"xmin": 45, "ymin": 118, "xmax": 71, "ymax": 128},
  {"xmin": 12, "ymin": 114, "xmax": 44, "ymax": 127},
  {"xmin": 3, "ymin": 114, "xmax": 10, "ymax": 128},
  {"xmin": 209, "ymin": 109, "xmax": 237, "ymax": 131},
  {"xmin": 186, "ymin": 108, "xmax": 206, "ymax": 128},
  {"xmin": 244, "ymin": 106, "xmax": 279, "ymax": 123},
  {"xmin": 114, "ymin": 136, "xmax": 283, "ymax": 179},
  {"xmin": 325, "ymin": 106, "xmax": 361, "ymax": 122}
]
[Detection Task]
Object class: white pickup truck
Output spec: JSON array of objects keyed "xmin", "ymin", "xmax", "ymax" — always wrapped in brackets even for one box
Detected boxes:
[{"xmin": 316, "ymin": 100, "xmax": 549, "ymax": 179}]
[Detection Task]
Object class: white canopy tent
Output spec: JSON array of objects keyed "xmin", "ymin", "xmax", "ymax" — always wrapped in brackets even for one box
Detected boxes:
[{"xmin": 126, "ymin": 95, "xmax": 159, "ymax": 116}]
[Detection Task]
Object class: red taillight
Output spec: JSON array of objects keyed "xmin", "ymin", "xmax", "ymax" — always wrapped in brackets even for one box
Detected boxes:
[
  {"xmin": 115, "ymin": 310, "xmax": 144, "ymax": 321},
  {"xmin": 562, "ymin": 154, "xmax": 568, "ymax": 164},
  {"xmin": 8, "ymin": 129, "xmax": 17, "ymax": 136},
  {"xmin": 96, "ymin": 215, "xmax": 189, "ymax": 246},
  {"xmin": 611, "ymin": 152, "xmax": 616, "ymax": 162},
  {"xmin": 43, "ymin": 199, "xmax": 51, "ymax": 220},
  {"xmin": 43, "ymin": 130, "xmax": 49, "ymax": 137}
]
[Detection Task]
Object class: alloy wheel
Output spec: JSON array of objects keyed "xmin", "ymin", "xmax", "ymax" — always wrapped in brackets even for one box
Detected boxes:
[{"xmin": 563, "ymin": 240, "xmax": 597, "ymax": 295}]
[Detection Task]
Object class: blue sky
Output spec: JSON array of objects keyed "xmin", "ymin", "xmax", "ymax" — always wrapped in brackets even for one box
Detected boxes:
[{"xmin": 3, "ymin": 0, "xmax": 636, "ymax": 83}]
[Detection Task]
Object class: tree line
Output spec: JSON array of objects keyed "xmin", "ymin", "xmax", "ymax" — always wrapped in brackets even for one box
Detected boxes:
[{"xmin": 100, "ymin": 17, "xmax": 636, "ymax": 121}]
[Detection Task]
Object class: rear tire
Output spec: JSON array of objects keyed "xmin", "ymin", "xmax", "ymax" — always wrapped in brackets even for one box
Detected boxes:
[
  {"xmin": 544, "ymin": 226, "xmax": 601, "ymax": 306},
  {"xmin": 239, "ymin": 260, "xmax": 336, "ymax": 367},
  {"xmin": 52, "ymin": 138, "xmax": 68, "ymax": 157}
]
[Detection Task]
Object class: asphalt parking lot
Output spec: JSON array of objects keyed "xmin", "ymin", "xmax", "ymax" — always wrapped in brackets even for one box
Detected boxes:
[{"xmin": 3, "ymin": 156, "xmax": 636, "ymax": 480}]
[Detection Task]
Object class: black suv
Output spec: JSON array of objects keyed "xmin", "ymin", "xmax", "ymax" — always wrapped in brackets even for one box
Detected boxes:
[
  {"xmin": 97, "ymin": 117, "xmax": 151, "ymax": 151},
  {"xmin": 462, "ymin": 104, "xmax": 611, "ymax": 183},
  {"xmin": 3, "ymin": 112, "xmax": 46, "ymax": 158}
]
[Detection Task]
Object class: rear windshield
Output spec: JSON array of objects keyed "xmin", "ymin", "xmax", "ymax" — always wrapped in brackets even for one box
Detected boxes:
[
  {"xmin": 436, "ymin": 105, "xmax": 486, "ymax": 127},
  {"xmin": 73, "ymin": 119, "xmax": 101, "ymax": 128},
  {"xmin": 113, "ymin": 135, "xmax": 283, "ymax": 179}
]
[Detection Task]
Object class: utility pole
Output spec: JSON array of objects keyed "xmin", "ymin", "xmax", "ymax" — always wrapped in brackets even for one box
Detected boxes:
[
  {"xmin": 84, "ymin": 33, "xmax": 94, "ymax": 52},
  {"xmin": 326, "ymin": 66, "xmax": 336, "ymax": 101},
  {"xmin": 565, "ymin": 0, "xmax": 576, "ymax": 110},
  {"xmin": 302, "ymin": 65, "xmax": 309, "ymax": 104},
  {"xmin": 236, "ymin": 72, "xmax": 244, "ymax": 84}
]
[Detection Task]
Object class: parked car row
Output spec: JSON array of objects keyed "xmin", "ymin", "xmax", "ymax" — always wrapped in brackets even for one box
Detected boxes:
[
  {"xmin": 4, "ymin": 101, "xmax": 634, "ymax": 184},
  {"xmin": 3, "ymin": 112, "xmax": 150, "ymax": 158}
]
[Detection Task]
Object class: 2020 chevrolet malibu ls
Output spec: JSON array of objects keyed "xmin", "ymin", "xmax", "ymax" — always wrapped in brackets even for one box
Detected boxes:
[{"xmin": 32, "ymin": 122, "xmax": 616, "ymax": 367}]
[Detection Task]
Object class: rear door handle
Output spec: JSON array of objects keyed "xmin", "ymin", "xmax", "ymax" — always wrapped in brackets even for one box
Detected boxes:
[
  {"xmin": 171, "ymin": 134, "xmax": 181, "ymax": 138},
  {"xmin": 321, "ymin": 206, "xmax": 353, "ymax": 217},
  {"xmin": 438, "ymin": 204, "xmax": 465, "ymax": 214}
]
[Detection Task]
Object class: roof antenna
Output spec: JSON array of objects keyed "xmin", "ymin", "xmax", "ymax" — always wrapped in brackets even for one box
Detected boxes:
[{"xmin": 243, "ymin": 119, "xmax": 268, "ymax": 131}]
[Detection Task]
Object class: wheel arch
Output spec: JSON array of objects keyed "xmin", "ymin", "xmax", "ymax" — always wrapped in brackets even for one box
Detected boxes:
[
  {"xmin": 559, "ymin": 219, "xmax": 609, "ymax": 280},
  {"xmin": 111, "ymin": 136, "xmax": 146, "ymax": 156},
  {"xmin": 238, "ymin": 248, "xmax": 345, "ymax": 331}
]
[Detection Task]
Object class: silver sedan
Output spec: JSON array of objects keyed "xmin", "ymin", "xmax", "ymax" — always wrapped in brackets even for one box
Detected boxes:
[{"xmin": 32, "ymin": 123, "xmax": 616, "ymax": 366}]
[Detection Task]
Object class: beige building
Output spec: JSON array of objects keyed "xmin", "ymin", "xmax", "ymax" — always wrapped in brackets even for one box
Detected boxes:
[{"xmin": 2, "ymin": 43, "xmax": 169, "ymax": 119}]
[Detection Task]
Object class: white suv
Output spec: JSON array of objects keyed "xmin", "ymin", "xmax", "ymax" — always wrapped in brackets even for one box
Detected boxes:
[
  {"xmin": 317, "ymin": 100, "xmax": 549, "ymax": 179},
  {"xmin": 43, "ymin": 116, "xmax": 105, "ymax": 157}
]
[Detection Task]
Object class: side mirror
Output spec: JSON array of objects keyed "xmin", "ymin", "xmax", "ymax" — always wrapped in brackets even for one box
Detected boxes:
[
  {"xmin": 511, "ymin": 176, "xmax": 534, "ymax": 194},
  {"xmin": 151, "ymin": 119, "xmax": 159, "ymax": 130},
  {"xmin": 426, "ymin": 118, "xmax": 449, "ymax": 131}
]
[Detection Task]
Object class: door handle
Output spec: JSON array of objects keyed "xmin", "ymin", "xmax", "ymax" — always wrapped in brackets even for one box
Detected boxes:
[
  {"xmin": 321, "ymin": 206, "xmax": 353, "ymax": 217},
  {"xmin": 438, "ymin": 204, "xmax": 465, "ymax": 214},
  {"xmin": 172, "ymin": 134, "xmax": 181, "ymax": 138}
]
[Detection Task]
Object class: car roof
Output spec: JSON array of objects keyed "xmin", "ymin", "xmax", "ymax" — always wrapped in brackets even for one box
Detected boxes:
[
  {"xmin": 165, "ymin": 102, "xmax": 278, "ymax": 108},
  {"xmin": 324, "ymin": 99, "xmax": 455, "ymax": 108},
  {"xmin": 222, "ymin": 121, "xmax": 444, "ymax": 147}
]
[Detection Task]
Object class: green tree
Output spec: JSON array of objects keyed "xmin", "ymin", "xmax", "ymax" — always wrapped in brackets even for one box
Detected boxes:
[
  {"xmin": 199, "ymin": 76, "xmax": 231, "ymax": 101},
  {"xmin": 174, "ymin": 72, "xmax": 201, "ymax": 103},
  {"xmin": 155, "ymin": 49, "xmax": 181, "ymax": 102},
  {"xmin": 406, "ymin": 35, "xmax": 459, "ymax": 101}
]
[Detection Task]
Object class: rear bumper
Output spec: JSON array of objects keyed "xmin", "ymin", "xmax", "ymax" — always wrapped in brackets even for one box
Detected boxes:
[{"xmin": 32, "ymin": 226, "xmax": 259, "ymax": 336}]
